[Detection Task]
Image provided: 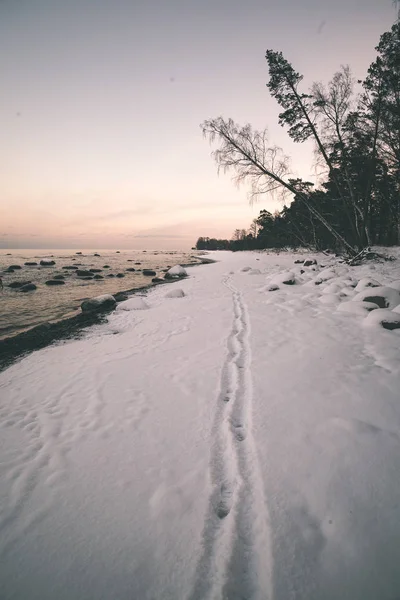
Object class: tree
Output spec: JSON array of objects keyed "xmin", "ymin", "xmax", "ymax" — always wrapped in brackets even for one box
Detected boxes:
[{"xmin": 201, "ymin": 117, "xmax": 356, "ymax": 253}]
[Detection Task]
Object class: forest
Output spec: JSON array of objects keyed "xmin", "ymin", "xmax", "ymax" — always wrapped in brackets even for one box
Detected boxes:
[{"xmin": 197, "ymin": 20, "xmax": 399, "ymax": 255}]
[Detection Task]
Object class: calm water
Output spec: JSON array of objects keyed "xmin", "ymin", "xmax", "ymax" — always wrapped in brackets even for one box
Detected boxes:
[{"xmin": 0, "ymin": 249, "xmax": 200, "ymax": 339}]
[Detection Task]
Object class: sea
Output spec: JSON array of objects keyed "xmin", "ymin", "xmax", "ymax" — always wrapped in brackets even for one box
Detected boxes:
[{"xmin": 0, "ymin": 249, "xmax": 201, "ymax": 339}]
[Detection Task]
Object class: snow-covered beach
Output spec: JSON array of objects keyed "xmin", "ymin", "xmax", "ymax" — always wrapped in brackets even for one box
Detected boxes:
[{"xmin": 1, "ymin": 249, "xmax": 400, "ymax": 600}]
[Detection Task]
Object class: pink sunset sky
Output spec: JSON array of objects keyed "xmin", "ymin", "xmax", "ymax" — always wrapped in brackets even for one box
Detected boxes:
[{"xmin": 1, "ymin": 0, "xmax": 396, "ymax": 249}]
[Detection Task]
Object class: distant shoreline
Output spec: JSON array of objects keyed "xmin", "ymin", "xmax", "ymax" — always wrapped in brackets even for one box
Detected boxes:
[{"xmin": 0, "ymin": 256, "xmax": 216, "ymax": 372}]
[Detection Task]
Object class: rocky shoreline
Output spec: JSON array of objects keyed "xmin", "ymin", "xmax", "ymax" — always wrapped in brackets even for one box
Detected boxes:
[{"xmin": 0, "ymin": 257, "xmax": 215, "ymax": 372}]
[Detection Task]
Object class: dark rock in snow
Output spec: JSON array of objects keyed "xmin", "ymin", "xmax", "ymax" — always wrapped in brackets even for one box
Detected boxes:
[
  {"xmin": 294, "ymin": 259, "xmax": 303, "ymax": 264},
  {"xmin": 76, "ymin": 252, "xmax": 82, "ymax": 255},
  {"xmin": 152, "ymin": 277, "xmax": 164, "ymax": 283},
  {"xmin": 303, "ymin": 259, "xmax": 317, "ymax": 267},
  {"xmin": 114, "ymin": 292, "xmax": 129, "ymax": 302},
  {"xmin": 24, "ymin": 262, "xmax": 38, "ymax": 266},
  {"xmin": 8, "ymin": 265, "xmax": 22, "ymax": 271},
  {"xmin": 116, "ymin": 273, "xmax": 125, "ymax": 278},
  {"xmin": 135, "ymin": 262, "xmax": 141, "ymax": 265},
  {"xmin": 81, "ymin": 294, "xmax": 116, "ymax": 314},
  {"xmin": 106, "ymin": 274, "xmax": 115, "ymax": 278},
  {"xmin": 94, "ymin": 253, "xmax": 101, "ymax": 256},
  {"xmin": 63, "ymin": 265, "xmax": 79, "ymax": 270},
  {"xmin": 126, "ymin": 268, "xmax": 136, "ymax": 272},
  {"xmin": 89, "ymin": 268, "xmax": 102, "ymax": 273},
  {"xmin": 53, "ymin": 274, "xmax": 65, "ymax": 280},
  {"xmin": 76, "ymin": 270, "xmax": 94, "ymax": 277},
  {"xmin": 143, "ymin": 269, "xmax": 157, "ymax": 276},
  {"xmin": 93, "ymin": 274, "xmax": 104, "ymax": 279},
  {"xmin": 103, "ymin": 265, "xmax": 110, "ymax": 268}
]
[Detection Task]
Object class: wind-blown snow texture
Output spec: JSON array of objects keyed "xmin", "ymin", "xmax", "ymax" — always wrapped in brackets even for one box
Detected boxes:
[{"xmin": 1, "ymin": 250, "xmax": 400, "ymax": 600}]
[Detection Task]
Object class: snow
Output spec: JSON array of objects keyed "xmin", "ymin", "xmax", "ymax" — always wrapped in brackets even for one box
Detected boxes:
[
  {"xmin": 166, "ymin": 265, "xmax": 187, "ymax": 277},
  {"xmin": 337, "ymin": 300, "xmax": 379, "ymax": 315},
  {"xmin": 353, "ymin": 286, "xmax": 400, "ymax": 309},
  {"xmin": 116, "ymin": 296, "xmax": 149, "ymax": 310},
  {"xmin": 1, "ymin": 249, "xmax": 400, "ymax": 599},
  {"xmin": 354, "ymin": 277, "xmax": 381, "ymax": 292},
  {"xmin": 165, "ymin": 288, "xmax": 185, "ymax": 298},
  {"xmin": 363, "ymin": 308, "xmax": 400, "ymax": 329}
]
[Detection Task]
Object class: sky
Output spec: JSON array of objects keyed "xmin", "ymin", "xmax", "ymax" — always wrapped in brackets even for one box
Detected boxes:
[{"xmin": 0, "ymin": 0, "xmax": 396, "ymax": 249}]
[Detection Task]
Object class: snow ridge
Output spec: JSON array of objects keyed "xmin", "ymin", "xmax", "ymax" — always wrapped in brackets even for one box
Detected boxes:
[{"xmin": 189, "ymin": 274, "xmax": 272, "ymax": 600}]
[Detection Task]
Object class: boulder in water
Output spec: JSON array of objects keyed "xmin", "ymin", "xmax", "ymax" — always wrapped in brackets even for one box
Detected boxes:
[
  {"xmin": 45, "ymin": 279, "xmax": 66, "ymax": 285},
  {"xmin": 19, "ymin": 283, "xmax": 37, "ymax": 292},
  {"xmin": 8, "ymin": 280, "xmax": 32, "ymax": 289},
  {"xmin": 40, "ymin": 259, "xmax": 55, "ymax": 266}
]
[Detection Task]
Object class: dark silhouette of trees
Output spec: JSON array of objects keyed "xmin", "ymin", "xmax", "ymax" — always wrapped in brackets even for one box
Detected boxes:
[{"xmin": 199, "ymin": 20, "xmax": 400, "ymax": 255}]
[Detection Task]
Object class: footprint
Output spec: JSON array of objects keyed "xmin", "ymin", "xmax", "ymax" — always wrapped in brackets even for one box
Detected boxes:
[{"xmin": 215, "ymin": 480, "xmax": 235, "ymax": 519}]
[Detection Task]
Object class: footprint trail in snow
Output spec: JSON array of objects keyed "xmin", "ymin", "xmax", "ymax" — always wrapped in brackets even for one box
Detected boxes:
[{"xmin": 189, "ymin": 273, "xmax": 272, "ymax": 600}]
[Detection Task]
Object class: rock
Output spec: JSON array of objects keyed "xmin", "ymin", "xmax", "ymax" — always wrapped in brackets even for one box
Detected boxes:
[
  {"xmin": 117, "ymin": 297, "xmax": 149, "ymax": 311},
  {"xmin": 103, "ymin": 265, "xmax": 110, "ymax": 268},
  {"xmin": 76, "ymin": 270, "xmax": 94, "ymax": 277},
  {"xmin": 152, "ymin": 277, "xmax": 164, "ymax": 283},
  {"xmin": 165, "ymin": 265, "xmax": 187, "ymax": 278},
  {"xmin": 165, "ymin": 288, "xmax": 185, "ymax": 298},
  {"xmin": 94, "ymin": 253, "xmax": 101, "ymax": 257},
  {"xmin": 8, "ymin": 265, "xmax": 21, "ymax": 270},
  {"xmin": 8, "ymin": 280, "xmax": 32, "ymax": 288},
  {"xmin": 93, "ymin": 274, "xmax": 104, "ymax": 279},
  {"xmin": 116, "ymin": 251, "xmax": 120, "ymax": 253},
  {"xmin": 53, "ymin": 274, "xmax": 65, "ymax": 280},
  {"xmin": 241, "ymin": 266, "xmax": 252, "ymax": 272},
  {"xmin": 354, "ymin": 278, "xmax": 381, "ymax": 292},
  {"xmin": 267, "ymin": 284, "xmax": 279, "ymax": 291},
  {"xmin": 126, "ymin": 268, "xmax": 136, "ymax": 272},
  {"xmin": 89, "ymin": 268, "xmax": 102, "ymax": 273},
  {"xmin": 127, "ymin": 259, "xmax": 133, "ymax": 262},
  {"xmin": 294, "ymin": 259, "xmax": 303, "ymax": 264},
  {"xmin": 19, "ymin": 283, "xmax": 37, "ymax": 292},
  {"xmin": 303, "ymin": 259, "xmax": 317, "ymax": 267},
  {"xmin": 142, "ymin": 269, "xmax": 157, "ymax": 276},
  {"xmin": 45, "ymin": 279, "xmax": 66, "ymax": 285},
  {"xmin": 106, "ymin": 274, "xmax": 115, "ymax": 277},
  {"xmin": 337, "ymin": 301, "xmax": 379, "ymax": 315},
  {"xmin": 353, "ymin": 286, "xmax": 400, "ymax": 309},
  {"xmin": 76, "ymin": 252, "xmax": 82, "ymax": 255},
  {"xmin": 135, "ymin": 262, "xmax": 141, "ymax": 265},
  {"xmin": 24, "ymin": 261, "xmax": 38, "ymax": 266},
  {"xmin": 6, "ymin": 268, "xmax": 15, "ymax": 273},
  {"xmin": 270, "ymin": 271, "xmax": 296, "ymax": 286},
  {"xmin": 81, "ymin": 294, "xmax": 116, "ymax": 314},
  {"xmin": 114, "ymin": 292, "xmax": 129, "ymax": 302},
  {"xmin": 363, "ymin": 308, "xmax": 400, "ymax": 330},
  {"xmin": 80, "ymin": 276, "xmax": 94, "ymax": 280},
  {"xmin": 62, "ymin": 265, "xmax": 79, "ymax": 270},
  {"xmin": 116, "ymin": 273, "xmax": 125, "ymax": 278},
  {"xmin": 40, "ymin": 259, "xmax": 55, "ymax": 266}
]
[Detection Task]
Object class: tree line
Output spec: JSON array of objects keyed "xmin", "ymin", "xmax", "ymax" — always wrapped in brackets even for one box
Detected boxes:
[{"xmin": 198, "ymin": 18, "xmax": 400, "ymax": 255}]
